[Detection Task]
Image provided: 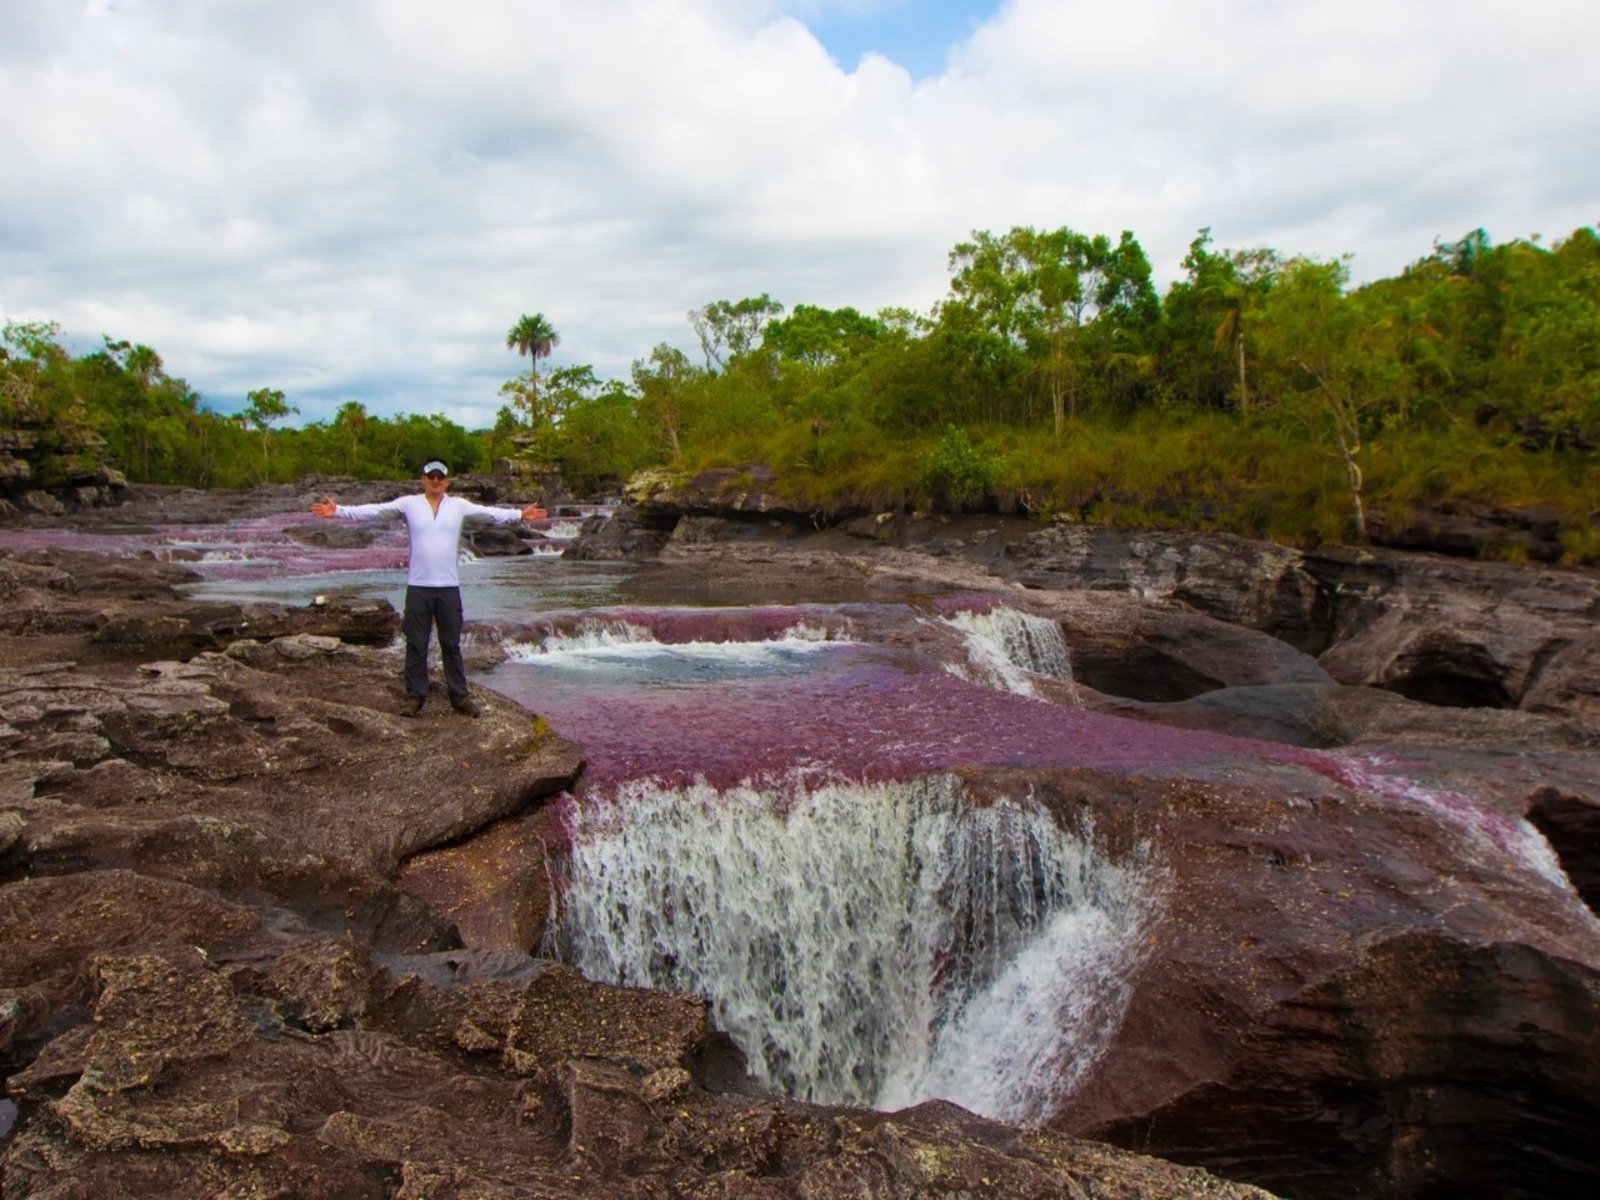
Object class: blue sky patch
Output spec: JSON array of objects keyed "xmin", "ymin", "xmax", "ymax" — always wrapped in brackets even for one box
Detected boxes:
[{"xmin": 792, "ymin": 0, "xmax": 999, "ymax": 78}]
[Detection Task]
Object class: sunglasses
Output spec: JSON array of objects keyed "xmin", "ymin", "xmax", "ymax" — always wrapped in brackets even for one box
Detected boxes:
[{"xmin": 424, "ymin": 471, "xmax": 447, "ymax": 480}]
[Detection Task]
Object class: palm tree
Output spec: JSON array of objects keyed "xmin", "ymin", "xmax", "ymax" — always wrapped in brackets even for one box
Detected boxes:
[
  {"xmin": 333, "ymin": 400, "xmax": 369, "ymax": 475},
  {"xmin": 1199, "ymin": 249, "xmax": 1279, "ymax": 416},
  {"xmin": 122, "ymin": 344, "xmax": 164, "ymax": 476},
  {"xmin": 506, "ymin": 313, "xmax": 559, "ymax": 387},
  {"xmin": 1206, "ymin": 278, "xmax": 1251, "ymax": 414},
  {"xmin": 125, "ymin": 344, "xmax": 163, "ymax": 385}
]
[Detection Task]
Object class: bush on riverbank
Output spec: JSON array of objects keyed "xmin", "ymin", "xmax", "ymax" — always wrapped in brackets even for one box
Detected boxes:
[{"xmin": 669, "ymin": 408, "xmax": 1596, "ymax": 558}]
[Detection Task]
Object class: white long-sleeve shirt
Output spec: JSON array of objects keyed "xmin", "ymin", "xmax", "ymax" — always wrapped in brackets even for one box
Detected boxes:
[{"xmin": 334, "ymin": 493, "xmax": 525, "ymax": 587}]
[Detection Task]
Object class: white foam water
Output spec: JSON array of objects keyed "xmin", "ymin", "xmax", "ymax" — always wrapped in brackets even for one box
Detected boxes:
[
  {"xmin": 504, "ymin": 621, "xmax": 848, "ymax": 674},
  {"xmin": 158, "ymin": 547, "xmax": 270, "ymax": 565},
  {"xmin": 944, "ymin": 608, "xmax": 1076, "ymax": 698},
  {"xmin": 552, "ymin": 774, "xmax": 1158, "ymax": 1123},
  {"xmin": 510, "ymin": 619, "xmax": 658, "ymax": 657}
]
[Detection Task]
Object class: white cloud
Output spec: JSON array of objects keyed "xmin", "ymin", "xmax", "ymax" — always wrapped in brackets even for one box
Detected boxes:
[{"xmin": 2, "ymin": 0, "xmax": 1595, "ymax": 428}]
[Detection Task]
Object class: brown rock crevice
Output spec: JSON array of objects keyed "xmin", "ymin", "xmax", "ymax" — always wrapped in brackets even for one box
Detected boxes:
[{"xmin": 1088, "ymin": 933, "xmax": 1600, "ymax": 1200}]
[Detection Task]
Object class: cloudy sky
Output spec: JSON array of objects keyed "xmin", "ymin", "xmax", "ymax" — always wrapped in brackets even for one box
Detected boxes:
[{"xmin": 3, "ymin": 0, "xmax": 1596, "ymax": 428}]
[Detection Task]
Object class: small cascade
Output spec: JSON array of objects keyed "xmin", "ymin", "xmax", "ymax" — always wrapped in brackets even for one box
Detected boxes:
[
  {"xmin": 512, "ymin": 620, "xmax": 844, "ymax": 659},
  {"xmin": 503, "ymin": 617, "xmax": 850, "ymax": 684},
  {"xmin": 510, "ymin": 619, "xmax": 659, "ymax": 657},
  {"xmin": 151, "ymin": 546, "xmax": 263, "ymax": 565},
  {"xmin": 551, "ymin": 774, "xmax": 1158, "ymax": 1123},
  {"xmin": 943, "ymin": 608, "xmax": 1076, "ymax": 698}
]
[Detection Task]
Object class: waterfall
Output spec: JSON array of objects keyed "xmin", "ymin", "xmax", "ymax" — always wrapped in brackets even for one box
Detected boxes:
[
  {"xmin": 943, "ymin": 608, "xmax": 1075, "ymax": 698},
  {"xmin": 552, "ymin": 774, "xmax": 1158, "ymax": 1123}
]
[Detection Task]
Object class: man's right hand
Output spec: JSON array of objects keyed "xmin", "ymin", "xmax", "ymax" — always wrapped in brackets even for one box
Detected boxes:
[{"xmin": 310, "ymin": 497, "xmax": 337, "ymax": 518}]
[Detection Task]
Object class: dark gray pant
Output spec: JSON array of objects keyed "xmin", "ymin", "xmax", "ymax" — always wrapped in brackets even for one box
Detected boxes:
[{"xmin": 402, "ymin": 585, "xmax": 467, "ymax": 699}]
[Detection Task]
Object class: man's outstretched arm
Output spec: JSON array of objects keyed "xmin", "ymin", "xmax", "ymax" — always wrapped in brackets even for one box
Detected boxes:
[
  {"xmin": 459, "ymin": 500, "xmax": 547, "ymax": 525},
  {"xmin": 310, "ymin": 496, "xmax": 405, "ymax": 520}
]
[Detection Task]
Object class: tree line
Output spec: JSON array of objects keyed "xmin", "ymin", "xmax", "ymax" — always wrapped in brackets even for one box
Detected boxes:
[
  {"xmin": 501, "ymin": 224, "xmax": 1598, "ymax": 559},
  {"xmin": 0, "ymin": 325, "xmax": 485, "ymax": 490},
  {"xmin": 4, "ymin": 222, "xmax": 1596, "ymax": 559}
]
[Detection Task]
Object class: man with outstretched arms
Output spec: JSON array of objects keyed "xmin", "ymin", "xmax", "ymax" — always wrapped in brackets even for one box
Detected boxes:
[{"xmin": 311, "ymin": 459, "xmax": 546, "ymax": 717}]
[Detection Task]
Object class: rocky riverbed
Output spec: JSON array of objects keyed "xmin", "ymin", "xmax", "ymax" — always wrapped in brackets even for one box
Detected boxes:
[
  {"xmin": 1, "ymin": 487, "xmax": 1278, "ymax": 1200},
  {"xmin": 3, "ymin": 478, "xmax": 1599, "ymax": 1199}
]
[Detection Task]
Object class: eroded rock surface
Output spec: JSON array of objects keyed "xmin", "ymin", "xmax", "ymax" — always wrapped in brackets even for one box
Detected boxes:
[
  {"xmin": 580, "ymin": 503, "xmax": 1600, "ymax": 731},
  {"xmin": 1000, "ymin": 523, "xmax": 1600, "ymax": 727},
  {"xmin": 9, "ymin": 486, "xmax": 1600, "ymax": 1198},
  {"xmin": 965, "ymin": 764, "xmax": 1600, "ymax": 1200},
  {"xmin": 549, "ymin": 500, "xmax": 1600, "ymax": 1198},
  {"xmin": 3, "ymin": 935, "xmax": 1277, "ymax": 1198},
  {"xmin": 0, "ymin": 546, "xmax": 399, "ymax": 661},
  {"xmin": 0, "ymin": 541, "xmax": 1271, "ymax": 1199}
]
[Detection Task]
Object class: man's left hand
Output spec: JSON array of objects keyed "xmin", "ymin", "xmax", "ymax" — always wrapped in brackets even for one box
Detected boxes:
[{"xmin": 520, "ymin": 504, "xmax": 548, "ymax": 521}]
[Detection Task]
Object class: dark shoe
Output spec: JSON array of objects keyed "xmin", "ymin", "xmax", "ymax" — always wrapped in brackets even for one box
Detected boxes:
[
  {"xmin": 402, "ymin": 695, "xmax": 425, "ymax": 717},
  {"xmin": 450, "ymin": 693, "xmax": 482, "ymax": 718}
]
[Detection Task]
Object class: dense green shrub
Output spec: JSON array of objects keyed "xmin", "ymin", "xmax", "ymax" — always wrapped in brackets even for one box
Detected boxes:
[{"xmin": 922, "ymin": 426, "xmax": 998, "ymax": 510}]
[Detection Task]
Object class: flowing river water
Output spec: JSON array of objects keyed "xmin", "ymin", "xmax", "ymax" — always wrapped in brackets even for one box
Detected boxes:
[{"xmin": 2, "ymin": 509, "xmax": 1565, "ymax": 1126}]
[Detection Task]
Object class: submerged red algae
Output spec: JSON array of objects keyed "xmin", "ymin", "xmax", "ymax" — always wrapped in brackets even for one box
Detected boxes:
[
  {"xmin": 493, "ymin": 613, "xmax": 1547, "ymax": 874},
  {"xmin": 490, "ymin": 640, "xmax": 1329, "ymax": 792}
]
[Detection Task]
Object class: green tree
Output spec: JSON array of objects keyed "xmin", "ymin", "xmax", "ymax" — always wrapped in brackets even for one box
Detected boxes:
[
  {"xmin": 1257, "ymin": 258, "xmax": 1406, "ymax": 540},
  {"xmin": 922, "ymin": 425, "xmax": 997, "ymax": 510},
  {"xmin": 125, "ymin": 343, "xmax": 163, "ymax": 386},
  {"xmin": 946, "ymin": 226, "xmax": 1158, "ymax": 434},
  {"xmin": 1, "ymin": 319, "xmax": 66, "ymax": 365},
  {"xmin": 363, "ymin": 412, "xmax": 481, "ymax": 477},
  {"xmin": 688, "ymin": 295, "xmax": 785, "ymax": 370},
  {"xmin": 500, "ymin": 363, "xmax": 602, "ymax": 462},
  {"xmin": 1487, "ymin": 228, "xmax": 1600, "ymax": 446},
  {"xmin": 762, "ymin": 304, "xmax": 886, "ymax": 368},
  {"xmin": 539, "ymin": 363, "xmax": 600, "ymax": 425},
  {"xmin": 942, "ymin": 230, "xmax": 1030, "ymax": 422},
  {"xmin": 632, "ymin": 344, "xmax": 703, "ymax": 463},
  {"xmin": 241, "ymin": 387, "xmax": 297, "ymax": 480},
  {"xmin": 551, "ymin": 379, "xmax": 654, "ymax": 494}
]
